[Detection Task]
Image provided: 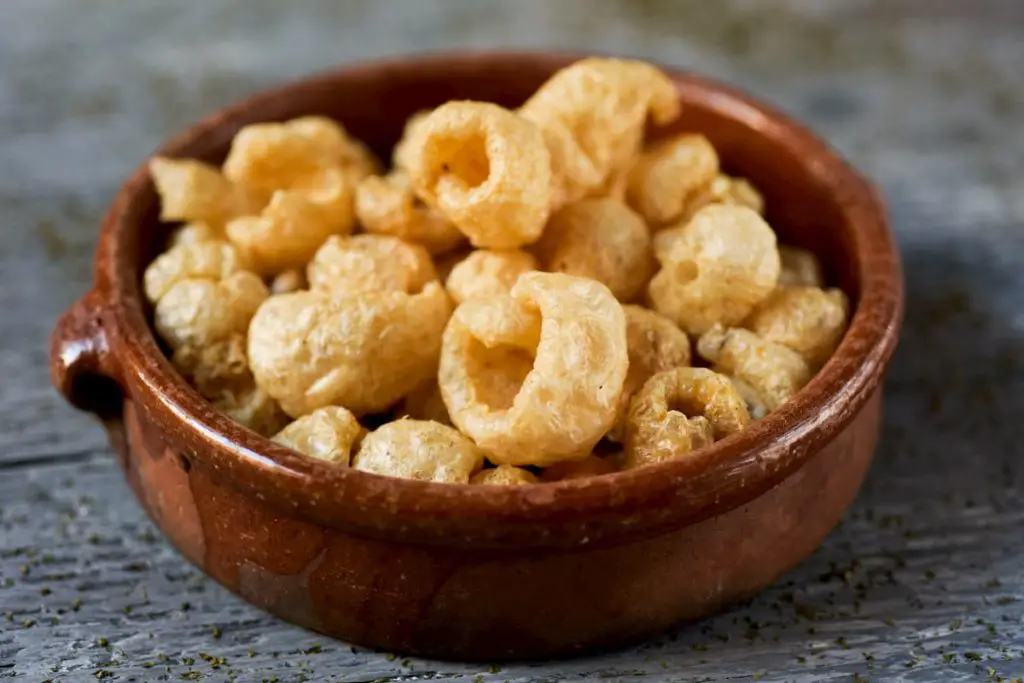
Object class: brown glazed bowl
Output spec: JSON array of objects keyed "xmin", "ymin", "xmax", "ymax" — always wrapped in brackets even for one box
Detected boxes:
[{"xmin": 50, "ymin": 51, "xmax": 902, "ymax": 661}]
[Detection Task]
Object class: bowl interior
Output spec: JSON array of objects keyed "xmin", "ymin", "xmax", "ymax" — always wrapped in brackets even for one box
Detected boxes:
[{"xmin": 104, "ymin": 52, "xmax": 899, "ymax": 550}]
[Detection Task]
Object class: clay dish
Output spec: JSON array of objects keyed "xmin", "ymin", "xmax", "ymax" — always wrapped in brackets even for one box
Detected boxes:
[{"xmin": 50, "ymin": 51, "xmax": 903, "ymax": 661}]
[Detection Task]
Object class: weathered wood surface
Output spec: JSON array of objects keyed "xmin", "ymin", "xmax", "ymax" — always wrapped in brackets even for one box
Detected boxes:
[{"xmin": 2, "ymin": 0, "xmax": 1023, "ymax": 680}]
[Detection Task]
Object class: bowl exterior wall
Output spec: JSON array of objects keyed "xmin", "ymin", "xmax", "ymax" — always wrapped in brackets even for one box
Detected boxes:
[{"xmin": 115, "ymin": 389, "xmax": 880, "ymax": 660}]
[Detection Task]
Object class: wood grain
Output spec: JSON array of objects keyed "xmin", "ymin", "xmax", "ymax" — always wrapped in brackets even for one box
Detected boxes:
[{"xmin": 2, "ymin": 0, "xmax": 1023, "ymax": 680}]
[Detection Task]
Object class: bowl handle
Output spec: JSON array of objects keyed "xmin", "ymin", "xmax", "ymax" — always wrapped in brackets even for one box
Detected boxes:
[{"xmin": 50, "ymin": 289, "xmax": 125, "ymax": 417}]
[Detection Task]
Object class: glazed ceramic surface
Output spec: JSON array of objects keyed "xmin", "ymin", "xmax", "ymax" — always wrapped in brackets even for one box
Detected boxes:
[{"xmin": 50, "ymin": 52, "xmax": 902, "ymax": 660}]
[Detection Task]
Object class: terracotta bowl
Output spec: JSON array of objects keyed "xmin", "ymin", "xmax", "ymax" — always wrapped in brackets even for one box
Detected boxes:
[{"xmin": 49, "ymin": 51, "xmax": 903, "ymax": 661}]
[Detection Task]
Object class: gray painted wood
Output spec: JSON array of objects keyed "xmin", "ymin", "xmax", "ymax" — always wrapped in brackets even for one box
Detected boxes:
[{"xmin": 2, "ymin": 0, "xmax": 1022, "ymax": 680}]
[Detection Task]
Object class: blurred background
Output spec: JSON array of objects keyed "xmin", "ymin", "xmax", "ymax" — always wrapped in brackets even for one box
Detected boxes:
[{"xmin": 2, "ymin": 1, "xmax": 1023, "ymax": 681}]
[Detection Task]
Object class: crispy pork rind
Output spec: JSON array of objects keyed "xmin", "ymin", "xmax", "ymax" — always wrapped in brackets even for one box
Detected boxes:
[
  {"xmin": 519, "ymin": 57, "xmax": 681, "ymax": 208},
  {"xmin": 445, "ymin": 248, "xmax": 538, "ymax": 304},
  {"xmin": 535, "ymin": 197, "xmax": 653, "ymax": 302},
  {"xmin": 439, "ymin": 272, "xmax": 628, "ymax": 466},
  {"xmin": 353, "ymin": 419, "xmax": 485, "ymax": 483},
  {"xmin": 471, "ymin": 465, "xmax": 539, "ymax": 486},
  {"xmin": 625, "ymin": 134, "xmax": 719, "ymax": 226},
  {"xmin": 623, "ymin": 367, "xmax": 748, "ymax": 470},
  {"xmin": 406, "ymin": 101, "xmax": 552, "ymax": 249},
  {"xmin": 307, "ymin": 234, "xmax": 437, "ymax": 295},
  {"xmin": 697, "ymin": 324, "xmax": 812, "ymax": 412},
  {"xmin": 273, "ymin": 406, "xmax": 364, "ymax": 466},
  {"xmin": 744, "ymin": 285, "xmax": 849, "ymax": 369},
  {"xmin": 248, "ymin": 283, "xmax": 451, "ymax": 417},
  {"xmin": 648, "ymin": 204, "xmax": 779, "ymax": 335}
]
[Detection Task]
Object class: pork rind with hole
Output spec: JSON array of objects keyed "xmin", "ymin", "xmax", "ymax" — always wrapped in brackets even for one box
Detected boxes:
[
  {"xmin": 744, "ymin": 285, "xmax": 849, "ymax": 369},
  {"xmin": 307, "ymin": 234, "xmax": 437, "ymax": 295},
  {"xmin": 445, "ymin": 249, "xmax": 538, "ymax": 304},
  {"xmin": 519, "ymin": 58, "xmax": 681, "ymax": 208},
  {"xmin": 149, "ymin": 157, "xmax": 260, "ymax": 229},
  {"xmin": 355, "ymin": 172, "xmax": 465, "ymax": 254},
  {"xmin": 439, "ymin": 272, "xmax": 628, "ymax": 467},
  {"xmin": 625, "ymin": 134, "xmax": 719, "ymax": 226},
  {"xmin": 471, "ymin": 465, "xmax": 538, "ymax": 486},
  {"xmin": 624, "ymin": 367, "xmax": 749, "ymax": 470},
  {"xmin": 607, "ymin": 305, "xmax": 692, "ymax": 442},
  {"xmin": 222, "ymin": 117, "xmax": 378, "ymax": 274},
  {"xmin": 247, "ymin": 283, "xmax": 451, "ymax": 417},
  {"xmin": 352, "ymin": 420, "xmax": 484, "ymax": 483},
  {"xmin": 534, "ymin": 197, "xmax": 653, "ymax": 301},
  {"xmin": 697, "ymin": 325, "xmax": 812, "ymax": 412},
  {"xmin": 273, "ymin": 406, "xmax": 364, "ymax": 466},
  {"xmin": 778, "ymin": 245, "xmax": 825, "ymax": 287},
  {"xmin": 648, "ymin": 204, "xmax": 780, "ymax": 335},
  {"xmin": 406, "ymin": 101, "xmax": 552, "ymax": 248}
]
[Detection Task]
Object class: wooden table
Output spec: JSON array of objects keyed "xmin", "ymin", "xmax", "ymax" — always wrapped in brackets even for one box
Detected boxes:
[{"xmin": 2, "ymin": 1, "xmax": 1022, "ymax": 680}]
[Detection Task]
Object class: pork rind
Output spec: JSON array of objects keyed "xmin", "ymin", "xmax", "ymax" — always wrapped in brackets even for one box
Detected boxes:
[
  {"xmin": 154, "ymin": 271, "xmax": 268, "ymax": 355},
  {"xmin": 697, "ymin": 325, "xmax": 812, "ymax": 412},
  {"xmin": 143, "ymin": 240, "xmax": 247, "ymax": 304},
  {"xmin": 519, "ymin": 57, "xmax": 681, "ymax": 207},
  {"xmin": 406, "ymin": 101, "xmax": 552, "ymax": 248},
  {"xmin": 355, "ymin": 171, "xmax": 465, "ymax": 254},
  {"xmin": 471, "ymin": 465, "xmax": 538, "ymax": 486},
  {"xmin": 439, "ymin": 272, "xmax": 628, "ymax": 466},
  {"xmin": 744, "ymin": 285, "xmax": 849, "ymax": 369},
  {"xmin": 225, "ymin": 169, "xmax": 356, "ymax": 275},
  {"xmin": 307, "ymin": 234, "xmax": 437, "ymax": 295},
  {"xmin": 222, "ymin": 117, "xmax": 377, "ymax": 274},
  {"xmin": 270, "ymin": 268, "xmax": 308, "ymax": 295},
  {"xmin": 607, "ymin": 305, "xmax": 692, "ymax": 442},
  {"xmin": 149, "ymin": 156, "xmax": 259, "ymax": 228},
  {"xmin": 778, "ymin": 245, "xmax": 825, "ymax": 287},
  {"xmin": 648, "ymin": 204, "xmax": 780, "ymax": 335},
  {"xmin": 445, "ymin": 248, "xmax": 538, "ymax": 304},
  {"xmin": 273, "ymin": 406, "xmax": 363, "ymax": 466},
  {"xmin": 679, "ymin": 174, "xmax": 765, "ymax": 224},
  {"xmin": 223, "ymin": 116, "xmax": 376, "ymax": 200},
  {"xmin": 534, "ymin": 197, "xmax": 653, "ymax": 301},
  {"xmin": 625, "ymin": 134, "xmax": 719, "ymax": 226},
  {"xmin": 169, "ymin": 222, "xmax": 220, "ymax": 248},
  {"xmin": 247, "ymin": 283, "xmax": 451, "ymax": 417},
  {"xmin": 151, "ymin": 268, "xmax": 285, "ymax": 436},
  {"xmin": 623, "ymin": 367, "xmax": 748, "ymax": 470},
  {"xmin": 352, "ymin": 419, "xmax": 484, "ymax": 483}
]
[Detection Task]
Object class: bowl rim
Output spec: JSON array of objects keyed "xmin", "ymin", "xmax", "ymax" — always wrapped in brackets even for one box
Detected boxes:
[{"xmin": 94, "ymin": 50, "xmax": 903, "ymax": 550}]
